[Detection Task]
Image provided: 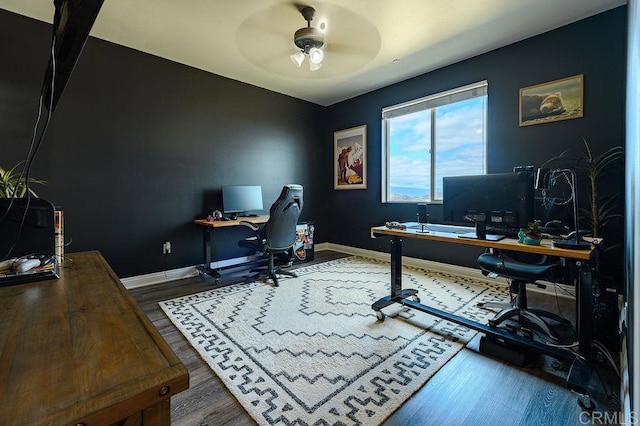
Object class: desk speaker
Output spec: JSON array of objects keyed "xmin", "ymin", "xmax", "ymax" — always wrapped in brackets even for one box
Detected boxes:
[{"xmin": 417, "ymin": 203, "xmax": 428, "ymax": 223}]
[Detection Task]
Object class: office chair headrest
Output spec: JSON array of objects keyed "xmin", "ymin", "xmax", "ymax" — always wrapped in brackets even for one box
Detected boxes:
[
  {"xmin": 274, "ymin": 184, "xmax": 303, "ymax": 212},
  {"xmin": 263, "ymin": 184, "xmax": 303, "ymax": 250}
]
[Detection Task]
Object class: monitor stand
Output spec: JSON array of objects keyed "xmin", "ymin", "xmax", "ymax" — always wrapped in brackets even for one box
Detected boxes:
[{"xmin": 416, "ymin": 223, "xmax": 429, "ymax": 233}]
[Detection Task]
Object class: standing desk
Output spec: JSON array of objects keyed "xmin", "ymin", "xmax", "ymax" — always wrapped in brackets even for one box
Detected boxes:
[
  {"xmin": 194, "ymin": 216, "xmax": 269, "ymax": 282},
  {"xmin": 370, "ymin": 225, "xmax": 598, "ymax": 393}
]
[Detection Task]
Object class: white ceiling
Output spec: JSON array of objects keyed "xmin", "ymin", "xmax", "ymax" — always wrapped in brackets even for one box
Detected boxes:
[{"xmin": 1, "ymin": 0, "xmax": 627, "ymax": 106}]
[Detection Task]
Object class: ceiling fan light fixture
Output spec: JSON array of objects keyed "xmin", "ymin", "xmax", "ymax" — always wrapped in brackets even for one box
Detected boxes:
[
  {"xmin": 309, "ymin": 47, "xmax": 323, "ymax": 64},
  {"xmin": 309, "ymin": 61, "xmax": 322, "ymax": 72},
  {"xmin": 290, "ymin": 51, "xmax": 305, "ymax": 67}
]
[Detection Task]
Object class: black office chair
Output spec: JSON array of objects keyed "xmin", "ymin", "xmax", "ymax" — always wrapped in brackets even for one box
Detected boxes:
[
  {"xmin": 477, "ymin": 252, "xmax": 571, "ymax": 340},
  {"xmin": 238, "ymin": 184, "xmax": 303, "ymax": 286}
]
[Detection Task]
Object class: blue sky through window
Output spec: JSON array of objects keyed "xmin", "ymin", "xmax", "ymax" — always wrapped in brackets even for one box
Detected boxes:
[{"xmin": 388, "ymin": 96, "xmax": 486, "ymax": 201}]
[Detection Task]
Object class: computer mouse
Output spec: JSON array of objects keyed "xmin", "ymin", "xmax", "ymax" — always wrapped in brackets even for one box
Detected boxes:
[{"xmin": 15, "ymin": 259, "xmax": 41, "ymax": 273}]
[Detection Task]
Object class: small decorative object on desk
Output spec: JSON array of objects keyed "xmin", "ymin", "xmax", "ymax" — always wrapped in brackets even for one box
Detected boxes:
[
  {"xmin": 212, "ymin": 210, "xmax": 223, "ymax": 221},
  {"xmin": 518, "ymin": 221, "xmax": 542, "ymax": 245}
]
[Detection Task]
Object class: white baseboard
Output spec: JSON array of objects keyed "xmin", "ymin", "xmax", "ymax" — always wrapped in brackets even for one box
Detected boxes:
[
  {"xmin": 121, "ymin": 242, "xmax": 574, "ymax": 299},
  {"xmin": 122, "ymin": 266, "xmax": 199, "ymax": 289}
]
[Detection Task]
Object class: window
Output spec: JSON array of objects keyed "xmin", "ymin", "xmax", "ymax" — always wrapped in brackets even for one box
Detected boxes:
[{"xmin": 382, "ymin": 81, "xmax": 488, "ymax": 202}]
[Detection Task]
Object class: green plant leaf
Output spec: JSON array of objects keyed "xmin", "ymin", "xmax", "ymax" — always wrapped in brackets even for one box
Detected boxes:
[{"xmin": 0, "ymin": 161, "xmax": 47, "ymax": 198}]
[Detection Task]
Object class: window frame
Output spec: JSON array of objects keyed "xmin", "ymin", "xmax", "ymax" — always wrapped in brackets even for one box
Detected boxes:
[{"xmin": 381, "ymin": 81, "xmax": 488, "ymax": 204}]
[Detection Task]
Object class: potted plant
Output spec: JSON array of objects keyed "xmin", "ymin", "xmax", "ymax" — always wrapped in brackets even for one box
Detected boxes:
[
  {"xmin": 0, "ymin": 161, "xmax": 47, "ymax": 198},
  {"xmin": 518, "ymin": 221, "xmax": 542, "ymax": 245},
  {"xmin": 541, "ymin": 139, "xmax": 624, "ymax": 352},
  {"xmin": 540, "ymin": 138, "xmax": 623, "ymax": 238}
]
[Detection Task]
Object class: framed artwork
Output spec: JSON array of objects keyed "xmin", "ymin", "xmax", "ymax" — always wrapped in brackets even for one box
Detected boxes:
[
  {"xmin": 334, "ymin": 125, "xmax": 367, "ymax": 190},
  {"xmin": 519, "ymin": 74, "xmax": 583, "ymax": 127}
]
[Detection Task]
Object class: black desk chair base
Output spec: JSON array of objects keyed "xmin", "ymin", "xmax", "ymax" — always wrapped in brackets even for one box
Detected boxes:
[
  {"xmin": 478, "ymin": 252, "xmax": 572, "ymax": 342},
  {"xmin": 243, "ymin": 253, "xmax": 297, "ymax": 287},
  {"xmin": 488, "ymin": 304, "xmax": 569, "ymax": 341}
]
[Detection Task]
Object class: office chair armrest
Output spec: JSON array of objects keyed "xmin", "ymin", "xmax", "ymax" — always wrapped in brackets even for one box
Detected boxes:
[{"xmin": 238, "ymin": 220, "xmax": 261, "ymax": 232}]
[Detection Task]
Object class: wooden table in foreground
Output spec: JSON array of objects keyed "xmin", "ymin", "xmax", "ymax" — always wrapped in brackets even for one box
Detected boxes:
[{"xmin": 0, "ymin": 251, "xmax": 189, "ymax": 425}]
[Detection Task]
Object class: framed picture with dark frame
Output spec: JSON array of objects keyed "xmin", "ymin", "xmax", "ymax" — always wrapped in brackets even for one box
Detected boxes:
[
  {"xmin": 519, "ymin": 74, "xmax": 584, "ymax": 127},
  {"xmin": 334, "ymin": 125, "xmax": 367, "ymax": 190}
]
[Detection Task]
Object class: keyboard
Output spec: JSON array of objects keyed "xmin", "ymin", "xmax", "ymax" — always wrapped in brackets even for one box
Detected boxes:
[
  {"xmin": 485, "ymin": 226, "xmax": 520, "ymax": 238},
  {"xmin": 404, "ymin": 222, "xmax": 475, "ymax": 234}
]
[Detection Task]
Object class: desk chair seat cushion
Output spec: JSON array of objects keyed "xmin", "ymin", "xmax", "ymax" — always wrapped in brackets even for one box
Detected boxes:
[
  {"xmin": 478, "ymin": 253, "xmax": 555, "ymax": 282},
  {"xmin": 477, "ymin": 252, "xmax": 570, "ymax": 342},
  {"xmin": 238, "ymin": 235, "xmax": 264, "ymax": 252}
]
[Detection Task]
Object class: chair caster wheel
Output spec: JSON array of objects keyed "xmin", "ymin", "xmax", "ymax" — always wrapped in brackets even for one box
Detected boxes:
[
  {"xmin": 505, "ymin": 323, "xmax": 518, "ymax": 334},
  {"xmin": 375, "ymin": 311, "xmax": 386, "ymax": 321},
  {"xmin": 521, "ymin": 327, "xmax": 534, "ymax": 339},
  {"xmin": 577, "ymin": 395, "xmax": 595, "ymax": 411}
]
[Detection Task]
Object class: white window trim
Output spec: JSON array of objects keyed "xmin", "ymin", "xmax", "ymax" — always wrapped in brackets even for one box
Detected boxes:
[{"xmin": 381, "ymin": 80, "xmax": 488, "ymax": 203}]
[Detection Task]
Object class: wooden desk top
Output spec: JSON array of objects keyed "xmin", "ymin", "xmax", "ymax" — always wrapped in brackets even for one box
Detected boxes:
[
  {"xmin": 194, "ymin": 215, "xmax": 269, "ymax": 228},
  {"xmin": 371, "ymin": 225, "xmax": 595, "ymax": 261},
  {"xmin": 0, "ymin": 251, "xmax": 189, "ymax": 425}
]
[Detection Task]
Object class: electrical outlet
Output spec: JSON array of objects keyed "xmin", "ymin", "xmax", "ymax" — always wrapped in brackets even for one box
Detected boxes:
[{"xmin": 163, "ymin": 241, "xmax": 171, "ymax": 255}]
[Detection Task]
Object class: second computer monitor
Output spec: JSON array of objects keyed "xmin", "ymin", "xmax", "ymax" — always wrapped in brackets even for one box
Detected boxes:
[
  {"xmin": 222, "ymin": 185, "xmax": 264, "ymax": 217},
  {"xmin": 442, "ymin": 172, "xmax": 534, "ymax": 229}
]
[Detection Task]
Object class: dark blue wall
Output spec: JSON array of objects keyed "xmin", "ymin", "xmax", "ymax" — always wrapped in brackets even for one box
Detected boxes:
[
  {"xmin": 0, "ymin": 10, "xmax": 325, "ymax": 277},
  {"xmin": 323, "ymin": 7, "xmax": 627, "ymax": 270}
]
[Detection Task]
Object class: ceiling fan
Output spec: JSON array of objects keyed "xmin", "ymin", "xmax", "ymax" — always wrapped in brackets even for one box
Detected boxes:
[{"xmin": 290, "ymin": 6, "xmax": 325, "ymax": 71}]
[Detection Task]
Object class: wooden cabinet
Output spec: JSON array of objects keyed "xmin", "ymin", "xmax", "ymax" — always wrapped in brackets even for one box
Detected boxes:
[{"xmin": 0, "ymin": 251, "xmax": 189, "ymax": 425}]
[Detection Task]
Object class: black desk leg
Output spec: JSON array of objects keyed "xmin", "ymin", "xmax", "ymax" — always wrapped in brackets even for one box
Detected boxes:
[
  {"xmin": 372, "ymin": 235, "xmax": 419, "ymax": 318},
  {"xmin": 203, "ymin": 228, "xmax": 212, "ymax": 267},
  {"xmin": 195, "ymin": 228, "xmax": 221, "ymax": 282},
  {"xmin": 390, "ymin": 236, "xmax": 402, "ymax": 297},
  {"xmin": 577, "ymin": 265, "xmax": 595, "ymax": 359}
]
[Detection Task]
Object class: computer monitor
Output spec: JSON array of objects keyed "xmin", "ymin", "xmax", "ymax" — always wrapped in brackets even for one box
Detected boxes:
[
  {"xmin": 222, "ymin": 185, "xmax": 264, "ymax": 216},
  {"xmin": 442, "ymin": 172, "xmax": 534, "ymax": 231}
]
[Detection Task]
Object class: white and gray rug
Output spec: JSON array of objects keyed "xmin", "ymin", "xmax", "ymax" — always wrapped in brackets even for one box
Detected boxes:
[{"xmin": 160, "ymin": 256, "xmax": 506, "ymax": 425}]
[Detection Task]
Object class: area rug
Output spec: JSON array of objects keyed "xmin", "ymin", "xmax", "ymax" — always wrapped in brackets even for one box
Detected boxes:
[{"xmin": 160, "ymin": 256, "xmax": 506, "ymax": 425}]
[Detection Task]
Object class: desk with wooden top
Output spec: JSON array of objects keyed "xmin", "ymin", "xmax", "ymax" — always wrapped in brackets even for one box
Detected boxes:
[
  {"xmin": 0, "ymin": 250, "xmax": 189, "ymax": 425},
  {"xmin": 194, "ymin": 216, "xmax": 269, "ymax": 281},
  {"xmin": 370, "ymin": 224, "xmax": 598, "ymax": 393}
]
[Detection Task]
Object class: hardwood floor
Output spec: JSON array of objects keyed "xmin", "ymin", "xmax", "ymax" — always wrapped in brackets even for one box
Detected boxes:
[{"xmin": 129, "ymin": 251, "xmax": 620, "ymax": 426}]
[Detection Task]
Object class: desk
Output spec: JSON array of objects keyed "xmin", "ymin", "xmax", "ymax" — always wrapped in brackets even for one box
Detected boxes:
[
  {"xmin": 194, "ymin": 216, "xmax": 269, "ymax": 281},
  {"xmin": 0, "ymin": 251, "xmax": 189, "ymax": 425},
  {"xmin": 370, "ymin": 225, "xmax": 598, "ymax": 393}
]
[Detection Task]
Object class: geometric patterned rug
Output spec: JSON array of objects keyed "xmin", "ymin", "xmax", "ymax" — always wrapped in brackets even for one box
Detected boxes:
[{"xmin": 160, "ymin": 256, "xmax": 506, "ymax": 425}]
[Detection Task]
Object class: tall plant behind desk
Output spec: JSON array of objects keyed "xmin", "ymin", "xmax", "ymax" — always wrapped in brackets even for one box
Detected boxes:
[
  {"xmin": 370, "ymin": 225, "xmax": 599, "ymax": 394},
  {"xmin": 194, "ymin": 216, "xmax": 269, "ymax": 283}
]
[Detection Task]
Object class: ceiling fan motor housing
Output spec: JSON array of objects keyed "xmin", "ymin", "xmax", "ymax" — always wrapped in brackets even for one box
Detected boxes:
[{"xmin": 294, "ymin": 26, "xmax": 324, "ymax": 53}]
